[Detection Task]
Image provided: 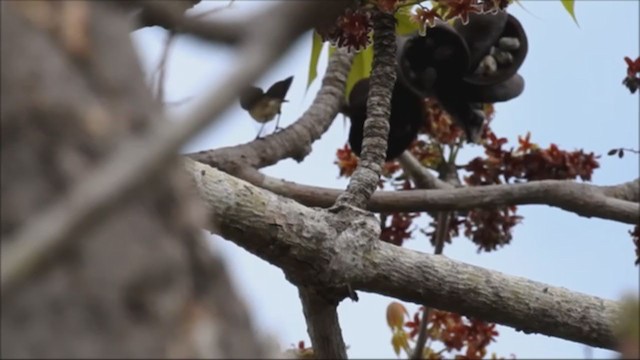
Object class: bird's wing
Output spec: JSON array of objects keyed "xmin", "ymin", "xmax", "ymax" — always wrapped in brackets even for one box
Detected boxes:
[
  {"xmin": 265, "ymin": 76, "xmax": 294, "ymax": 100},
  {"xmin": 239, "ymin": 87, "xmax": 264, "ymax": 110}
]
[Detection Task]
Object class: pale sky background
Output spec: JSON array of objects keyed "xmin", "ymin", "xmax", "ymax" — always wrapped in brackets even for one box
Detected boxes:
[{"xmin": 132, "ymin": 1, "xmax": 639, "ymax": 358}]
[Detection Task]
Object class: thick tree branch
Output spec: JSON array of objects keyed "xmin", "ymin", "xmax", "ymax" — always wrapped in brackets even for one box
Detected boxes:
[
  {"xmin": 1, "ymin": 0, "xmax": 350, "ymax": 294},
  {"xmin": 360, "ymin": 242, "xmax": 620, "ymax": 350},
  {"xmin": 187, "ymin": 49, "xmax": 354, "ymax": 173},
  {"xmin": 231, "ymin": 168, "xmax": 639, "ymax": 224},
  {"xmin": 185, "ymin": 159, "xmax": 621, "ymax": 351},
  {"xmin": 299, "ymin": 287, "xmax": 348, "ymax": 359},
  {"xmin": 335, "ymin": 11, "xmax": 397, "ymax": 209},
  {"xmin": 602, "ymin": 178, "xmax": 640, "ymax": 203}
]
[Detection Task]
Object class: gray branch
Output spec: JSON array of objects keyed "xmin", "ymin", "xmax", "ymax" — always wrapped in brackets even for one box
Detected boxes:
[
  {"xmin": 186, "ymin": 159, "xmax": 622, "ymax": 351},
  {"xmin": 299, "ymin": 287, "xmax": 348, "ymax": 359},
  {"xmin": 398, "ymin": 152, "xmax": 454, "ymax": 190},
  {"xmin": 602, "ymin": 178, "xmax": 640, "ymax": 202},
  {"xmin": 335, "ymin": 11, "xmax": 397, "ymax": 209},
  {"xmin": 227, "ymin": 168, "xmax": 639, "ymax": 224}
]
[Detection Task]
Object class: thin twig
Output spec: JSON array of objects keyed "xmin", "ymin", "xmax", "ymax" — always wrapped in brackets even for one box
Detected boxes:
[
  {"xmin": 190, "ymin": 0, "xmax": 234, "ymax": 20},
  {"xmin": 398, "ymin": 152, "xmax": 453, "ymax": 190},
  {"xmin": 155, "ymin": 31, "xmax": 175, "ymax": 102},
  {"xmin": 229, "ymin": 168, "xmax": 639, "ymax": 224}
]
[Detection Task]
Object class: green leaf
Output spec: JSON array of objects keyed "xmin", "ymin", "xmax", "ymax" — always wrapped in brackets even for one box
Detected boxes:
[
  {"xmin": 307, "ymin": 31, "xmax": 326, "ymax": 91},
  {"xmin": 560, "ymin": 0, "xmax": 579, "ymax": 26},
  {"xmin": 394, "ymin": 5, "xmax": 419, "ymax": 35}
]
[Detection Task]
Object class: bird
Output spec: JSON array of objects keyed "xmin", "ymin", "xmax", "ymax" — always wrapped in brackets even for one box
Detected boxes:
[
  {"xmin": 345, "ymin": 77, "xmax": 426, "ymax": 161},
  {"xmin": 239, "ymin": 76, "xmax": 294, "ymax": 139}
]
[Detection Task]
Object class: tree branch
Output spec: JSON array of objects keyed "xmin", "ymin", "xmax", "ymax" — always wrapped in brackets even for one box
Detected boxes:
[
  {"xmin": 402, "ymin": 150, "xmax": 455, "ymax": 359},
  {"xmin": 335, "ymin": 11, "xmax": 397, "ymax": 209},
  {"xmin": 298, "ymin": 287, "xmax": 348, "ymax": 359},
  {"xmin": 185, "ymin": 159, "xmax": 621, "ymax": 351},
  {"xmin": 229, "ymin": 168, "xmax": 639, "ymax": 224},
  {"xmin": 398, "ymin": 152, "xmax": 454, "ymax": 190},
  {"xmin": 131, "ymin": 0, "xmax": 241, "ymax": 43},
  {"xmin": 187, "ymin": 49, "xmax": 354, "ymax": 172},
  {"xmin": 602, "ymin": 178, "xmax": 640, "ymax": 203},
  {"xmin": 360, "ymin": 241, "xmax": 620, "ymax": 350}
]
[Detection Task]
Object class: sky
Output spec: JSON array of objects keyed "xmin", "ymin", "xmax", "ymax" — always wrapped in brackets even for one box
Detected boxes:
[{"xmin": 131, "ymin": 1, "xmax": 639, "ymax": 358}]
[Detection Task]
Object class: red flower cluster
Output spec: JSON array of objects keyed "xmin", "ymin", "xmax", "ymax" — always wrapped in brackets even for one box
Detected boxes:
[
  {"xmin": 319, "ymin": 8, "xmax": 373, "ymax": 52},
  {"xmin": 464, "ymin": 206, "xmax": 521, "ymax": 251},
  {"xmin": 380, "ymin": 212, "xmax": 419, "ymax": 246},
  {"xmin": 404, "ymin": 308, "xmax": 504, "ymax": 359},
  {"xmin": 422, "ymin": 99, "xmax": 466, "ymax": 145},
  {"xmin": 465, "ymin": 131, "xmax": 600, "ymax": 185},
  {"xmin": 439, "ymin": 0, "xmax": 483, "ymax": 25},
  {"xmin": 623, "ymin": 56, "xmax": 640, "ymax": 93},
  {"xmin": 411, "ymin": 7, "xmax": 441, "ymax": 36},
  {"xmin": 335, "ymin": 144, "xmax": 359, "ymax": 177},
  {"xmin": 374, "ymin": 0, "xmax": 413, "ymax": 13}
]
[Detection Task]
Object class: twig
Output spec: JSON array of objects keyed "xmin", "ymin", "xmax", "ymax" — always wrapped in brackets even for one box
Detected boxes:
[
  {"xmin": 298, "ymin": 287, "xmax": 348, "ymax": 359},
  {"xmin": 229, "ymin": 168, "xmax": 639, "ymax": 225},
  {"xmin": 132, "ymin": 0, "xmax": 242, "ymax": 43},
  {"xmin": 335, "ymin": 10, "xmax": 397, "ymax": 209},
  {"xmin": 398, "ymin": 152, "xmax": 454, "ymax": 190},
  {"xmin": 155, "ymin": 31, "xmax": 175, "ymax": 102}
]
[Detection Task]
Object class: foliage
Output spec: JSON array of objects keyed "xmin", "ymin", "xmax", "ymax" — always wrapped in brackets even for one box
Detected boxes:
[
  {"xmin": 560, "ymin": 0, "xmax": 579, "ymax": 26},
  {"xmin": 300, "ymin": 0, "xmax": 638, "ymax": 358},
  {"xmin": 335, "ymin": 100, "xmax": 600, "ymax": 251},
  {"xmin": 307, "ymin": 0, "xmax": 580, "ymax": 98},
  {"xmin": 386, "ymin": 302, "xmax": 513, "ymax": 359},
  {"xmin": 622, "ymin": 56, "xmax": 640, "ymax": 94}
]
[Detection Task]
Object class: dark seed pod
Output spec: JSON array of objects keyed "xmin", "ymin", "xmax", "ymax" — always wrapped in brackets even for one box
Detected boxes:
[
  {"xmin": 453, "ymin": 11, "xmax": 509, "ymax": 72},
  {"xmin": 463, "ymin": 14, "xmax": 529, "ymax": 86},
  {"xmin": 396, "ymin": 20, "xmax": 470, "ymax": 98}
]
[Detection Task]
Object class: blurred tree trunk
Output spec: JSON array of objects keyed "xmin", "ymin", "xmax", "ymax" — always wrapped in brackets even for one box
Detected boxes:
[{"xmin": 0, "ymin": 2, "xmax": 265, "ymax": 358}]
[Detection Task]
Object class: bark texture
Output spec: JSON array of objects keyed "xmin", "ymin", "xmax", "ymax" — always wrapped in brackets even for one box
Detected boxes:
[{"xmin": 186, "ymin": 159, "xmax": 623, "ymax": 351}]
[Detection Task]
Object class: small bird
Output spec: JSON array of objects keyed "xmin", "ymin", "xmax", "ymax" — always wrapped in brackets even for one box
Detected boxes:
[{"xmin": 239, "ymin": 76, "xmax": 294, "ymax": 139}]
